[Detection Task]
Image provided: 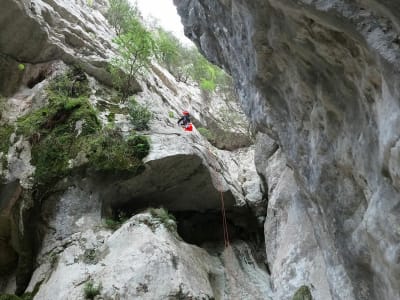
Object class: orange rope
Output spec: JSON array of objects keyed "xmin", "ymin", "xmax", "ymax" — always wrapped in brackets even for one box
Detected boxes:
[
  {"xmin": 206, "ymin": 147, "xmax": 230, "ymax": 248},
  {"xmin": 220, "ymin": 190, "xmax": 230, "ymax": 248}
]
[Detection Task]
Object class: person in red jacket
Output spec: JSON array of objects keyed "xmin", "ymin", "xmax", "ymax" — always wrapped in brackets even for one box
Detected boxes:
[{"xmin": 177, "ymin": 111, "xmax": 192, "ymax": 131}]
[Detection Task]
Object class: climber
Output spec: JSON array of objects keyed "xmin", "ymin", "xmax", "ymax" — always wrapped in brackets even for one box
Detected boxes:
[{"xmin": 177, "ymin": 110, "xmax": 193, "ymax": 131}]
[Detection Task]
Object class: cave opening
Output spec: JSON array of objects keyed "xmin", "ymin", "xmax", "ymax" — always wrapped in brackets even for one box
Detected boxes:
[{"xmin": 106, "ymin": 200, "xmax": 266, "ymax": 265}]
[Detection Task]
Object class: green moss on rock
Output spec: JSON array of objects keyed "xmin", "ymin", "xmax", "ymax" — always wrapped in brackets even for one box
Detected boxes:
[
  {"xmin": 0, "ymin": 124, "xmax": 14, "ymax": 171},
  {"xmin": 293, "ymin": 285, "xmax": 312, "ymax": 300},
  {"xmin": 85, "ymin": 130, "xmax": 148, "ymax": 173},
  {"xmin": 0, "ymin": 293, "xmax": 33, "ymax": 300},
  {"xmin": 16, "ymin": 68, "xmax": 150, "ymax": 186}
]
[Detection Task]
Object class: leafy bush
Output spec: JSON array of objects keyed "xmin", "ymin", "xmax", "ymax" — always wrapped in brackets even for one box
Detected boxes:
[
  {"xmin": 127, "ymin": 135, "xmax": 150, "ymax": 159},
  {"xmin": 86, "ymin": 130, "xmax": 148, "ymax": 173},
  {"xmin": 16, "ymin": 68, "xmax": 150, "ymax": 186},
  {"xmin": 128, "ymin": 99, "xmax": 152, "ymax": 130},
  {"xmin": 48, "ymin": 67, "xmax": 90, "ymax": 99},
  {"xmin": 168, "ymin": 111, "xmax": 174, "ymax": 118},
  {"xmin": 83, "ymin": 281, "xmax": 102, "ymax": 300},
  {"xmin": 0, "ymin": 124, "xmax": 14, "ymax": 169},
  {"xmin": 109, "ymin": 4, "xmax": 156, "ymax": 99},
  {"xmin": 153, "ymin": 28, "xmax": 232, "ymax": 93},
  {"xmin": 105, "ymin": 0, "xmax": 138, "ymax": 35}
]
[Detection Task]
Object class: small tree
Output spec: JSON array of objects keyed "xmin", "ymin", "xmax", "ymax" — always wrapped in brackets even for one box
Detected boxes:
[
  {"xmin": 155, "ymin": 29, "xmax": 180, "ymax": 71},
  {"xmin": 111, "ymin": 17, "xmax": 156, "ymax": 99},
  {"xmin": 106, "ymin": 0, "xmax": 139, "ymax": 35}
]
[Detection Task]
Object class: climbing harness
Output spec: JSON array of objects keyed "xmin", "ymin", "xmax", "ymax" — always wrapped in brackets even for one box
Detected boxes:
[{"xmin": 182, "ymin": 123, "xmax": 193, "ymax": 131}]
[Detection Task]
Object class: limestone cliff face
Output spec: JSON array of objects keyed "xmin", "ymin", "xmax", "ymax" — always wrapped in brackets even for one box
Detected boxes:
[
  {"xmin": 174, "ymin": 0, "xmax": 400, "ymax": 299},
  {"xmin": 0, "ymin": 1, "xmax": 269, "ymax": 299}
]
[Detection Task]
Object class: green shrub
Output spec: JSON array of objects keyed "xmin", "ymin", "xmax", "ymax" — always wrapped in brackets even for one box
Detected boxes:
[
  {"xmin": 0, "ymin": 124, "xmax": 14, "ymax": 169},
  {"xmin": 17, "ymin": 70, "xmax": 99, "ymax": 185},
  {"xmin": 128, "ymin": 99, "xmax": 152, "ymax": 130},
  {"xmin": 48, "ymin": 67, "xmax": 90, "ymax": 99},
  {"xmin": 197, "ymin": 127, "xmax": 215, "ymax": 143},
  {"xmin": 106, "ymin": 0, "xmax": 138, "ymax": 35},
  {"xmin": 18, "ymin": 64, "xmax": 25, "ymax": 71},
  {"xmin": 127, "ymin": 135, "xmax": 150, "ymax": 159},
  {"xmin": 16, "ymin": 68, "xmax": 150, "ymax": 186},
  {"xmin": 168, "ymin": 111, "xmax": 174, "ymax": 118},
  {"xmin": 0, "ymin": 293, "xmax": 33, "ymax": 300},
  {"xmin": 111, "ymin": 15, "xmax": 156, "ymax": 100},
  {"xmin": 292, "ymin": 285, "xmax": 312, "ymax": 300},
  {"xmin": 83, "ymin": 281, "xmax": 102, "ymax": 300},
  {"xmin": 86, "ymin": 130, "xmax": 144, "ymax": 173},
  {"xmin": 149, "ymin": 207, "xmax": 177, "ymax": 231}
]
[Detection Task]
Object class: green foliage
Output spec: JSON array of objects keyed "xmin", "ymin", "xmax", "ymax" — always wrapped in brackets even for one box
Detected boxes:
[
  {"xmin": 16, "ymin": 68, "xmax": 149, "ymax": 186},
  {"xmin": 128, "ymin": 98, "xmax": 152, "ymax": 130},
  {"xmin": 154, "ymin": 29, "xmax": 180, "ymax": 71},
  {"xmin": 0, "ymin": 295, "xmax": 21, "ymax": 300},
  {"xmin": 153, "ymin": 28, "xmax": 232, "ymax": 92},
  {"xmin": 127, "ymin": 135, "xmax": 150, "ymax": 159},
  {"xmin": 18, "ymin": 64, "xmax": 25, "ymax": 71},
  {"xmin": 0, "ymin": 293, "xmax": 34, "ymax": 300},
  {"xmin": 48, "ymin": 67, "xmax": 91, "ymax": 99},
  {"xmin": 86, "ymin": 129, "xmax": 148, "ymax": 173},
  {"xmin": 111, "ymin": 16, "xmax": 156, "ymax": 99},
  {"xmin": 292, "ymin": 286, "xmax": 312, "ymax": 300},
  {"xmin": 200, "ymin": 79, "xmax": 217, "ymax": 92},
  {"xmin": 105, "ymin": 0, "xmax": 139, "ymax": 35},
  {"xmin": 17, "ymin": 69, "xmax": 99, "ymax": 185},
  {"xmin": 197, "ymin": 127, "xmax": 216, "ymax": 143},
  {"xmin": 149, "ymin": 207, "xmax": 177, "ymax": 231},
  {"xmin": 168, "ymin": 111, "xmax": 174, "ymax": 118},
  {"xmin": 0, "ymin": 124, "xmax": 14, "ymax": 154},
  {"xmin": 83, "ymin": 281, "xmax": 102, "ymax": 300},
  {"xmin": 86, "ymin": 0, "xmax": 94, "ymax": 7},
  {"xmin": 0, "ymin": 124, "xmax": 14, "ymax": 170}
]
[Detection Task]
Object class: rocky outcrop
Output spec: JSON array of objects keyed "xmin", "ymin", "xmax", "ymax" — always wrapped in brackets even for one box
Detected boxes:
[
  {"xmin": 0, "ymin": 0, "xmax": 114, "ymax": 95},
  {"xmin": 174, "ymin": 0, "xmax": 400, "ymax": 299}
]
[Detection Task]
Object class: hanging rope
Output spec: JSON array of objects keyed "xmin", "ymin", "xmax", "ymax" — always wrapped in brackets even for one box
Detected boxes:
[{"xmin": 206, "ymin": 147, "xmax": 230, "ymax": 248}]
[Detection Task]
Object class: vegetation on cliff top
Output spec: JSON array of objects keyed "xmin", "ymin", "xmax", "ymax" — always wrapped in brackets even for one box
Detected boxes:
[{"xmin": 105, "ymin": 0, "xmax": 234, "ymax": 96}]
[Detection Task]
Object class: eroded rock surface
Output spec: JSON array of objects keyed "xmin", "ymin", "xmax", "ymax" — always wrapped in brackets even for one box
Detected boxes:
[{"xmin": 175, "ymin": 0, "xmax": 400, "ymax": 299}]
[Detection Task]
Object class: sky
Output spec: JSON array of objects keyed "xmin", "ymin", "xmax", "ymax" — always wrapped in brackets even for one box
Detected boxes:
[{"xmin": 134, "ymin": 0, "xmax": 193, "ymax": 46}]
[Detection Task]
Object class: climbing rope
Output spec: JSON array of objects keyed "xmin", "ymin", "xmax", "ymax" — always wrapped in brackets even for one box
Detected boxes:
[{"xmin": 205, "ymin": 147, "xmax": 230, "ymax": 248}]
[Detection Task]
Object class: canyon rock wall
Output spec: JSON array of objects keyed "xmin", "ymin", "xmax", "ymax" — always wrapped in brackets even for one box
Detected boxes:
[
  {"xmin": 0, "ymin": 1, "xmax": 269, "ymax": 299},
  {"xmin": 174, "ymin": 0, "xmax": 400, "ymax": 299}
]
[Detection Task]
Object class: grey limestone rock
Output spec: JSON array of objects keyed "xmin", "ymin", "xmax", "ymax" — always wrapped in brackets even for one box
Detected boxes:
[{"xmin": 174, "ymin": 0, "xmax": 400, "ymax": 299}]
